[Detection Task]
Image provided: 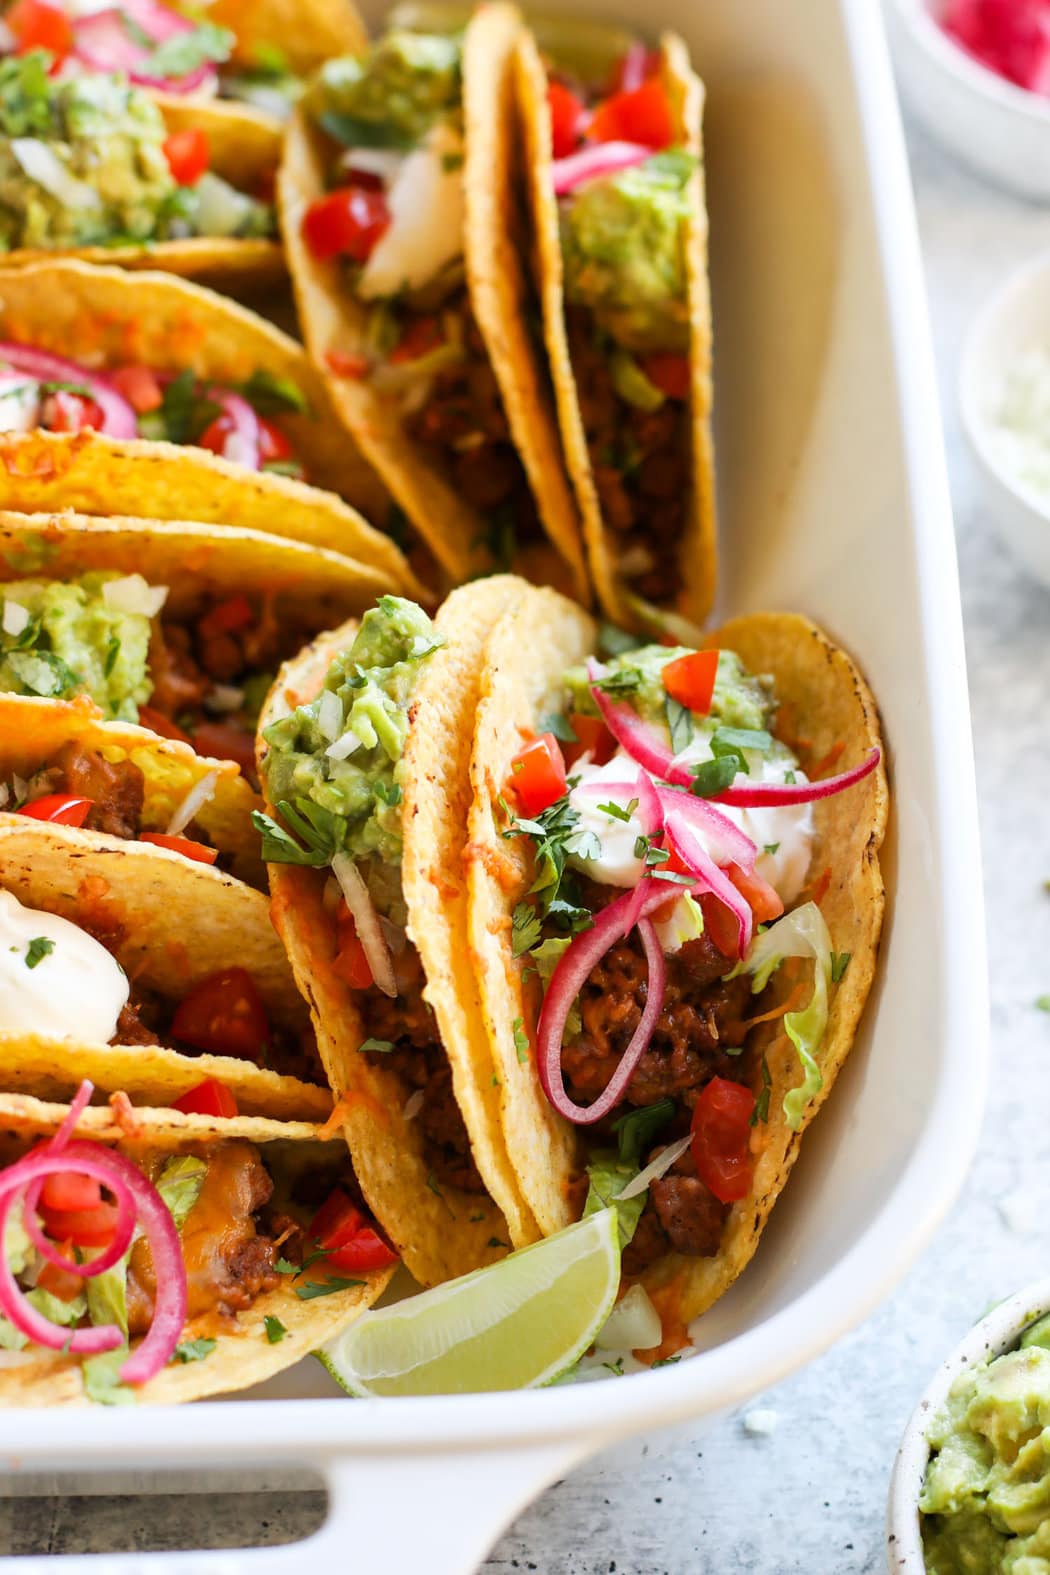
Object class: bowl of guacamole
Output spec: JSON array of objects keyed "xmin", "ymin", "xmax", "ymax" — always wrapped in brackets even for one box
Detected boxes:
[{"xmin": 889, "ymin": 1277, "xmax": 1050, "ymax": 1574}]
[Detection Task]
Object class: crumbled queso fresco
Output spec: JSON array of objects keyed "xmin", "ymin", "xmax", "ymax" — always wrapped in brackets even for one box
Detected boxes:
[{"xmin": 987, "ymin": 348, "xmax": 1050, "ymax": 507}]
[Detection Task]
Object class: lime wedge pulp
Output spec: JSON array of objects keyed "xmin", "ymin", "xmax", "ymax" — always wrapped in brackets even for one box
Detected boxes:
[{"xmin": 319, "ymin": 1208, "xmax": 622, "ymax": 1397}]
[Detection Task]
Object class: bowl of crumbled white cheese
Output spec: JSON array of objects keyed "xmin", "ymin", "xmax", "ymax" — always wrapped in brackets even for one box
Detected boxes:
[{"xmin": 961, "ymin": 251, "xmax": 1050, "ymax": 589}]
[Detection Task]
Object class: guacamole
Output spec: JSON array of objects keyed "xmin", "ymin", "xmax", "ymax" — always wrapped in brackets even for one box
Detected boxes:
[
  {"xmin": 565, "ymin": 644, "xmax": 774, "ymax": 735},
  {"xmin": 260, "ymin": 596, "xmax": 442, "ymax": 867},
  {"xmin": 0, "ymin": 54, "xmax": 178, "ymax": 251},
  {"xmin": 0, "ymin": 572, "xmax": 155, "ymax": 720},
  {"xmin": 921, "ymin": 1343, "xmax": 1050, "ymax": 1574},
  {"xmin": 307, "ymin": 31, "xmax": 461, "ymax": 150},
  {"xmin": 560, "ymin": 150, "xmax": 695, "ymax": 352}
]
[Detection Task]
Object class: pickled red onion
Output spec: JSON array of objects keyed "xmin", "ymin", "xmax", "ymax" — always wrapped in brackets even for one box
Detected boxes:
[
  {"xmin": 205, "ymin": 387, "xmax": 261, "ymax": 471},
  {"xmin": 73, "ymin": 0, "xmax": 219, "ymax": 95},
  {"xmin": 663, "ymin": 809, "xmax": 753, "ymax": 958},
  {"xmin": 552, "ymin": 140, "xmax": 651, "ymax": 194},
  {"xmin": 0, "ymin": 343, "xmax": 137, "ymax": 439},
  {"xmin": 709, "ymin": 749, "xmax": 881, "ymax": 808}
]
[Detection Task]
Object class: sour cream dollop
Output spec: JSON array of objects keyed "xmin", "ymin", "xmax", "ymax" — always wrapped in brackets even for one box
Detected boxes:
[
  {"xmin": 0, "ymin": 890, "xmax": 129, "ymax": 1042},
  {"xmin": 357, "ymin": 120, "xmax": 465, "ymax": 300},
  {"xmin": 566, "ymin": 746, "xmax": 814, "ymax": 951}
]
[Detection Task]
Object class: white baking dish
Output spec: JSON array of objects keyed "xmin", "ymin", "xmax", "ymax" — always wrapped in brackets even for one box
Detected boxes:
[{"xmin": 0, "ymin": 2, "xmax": 987, "ymax": 1572}]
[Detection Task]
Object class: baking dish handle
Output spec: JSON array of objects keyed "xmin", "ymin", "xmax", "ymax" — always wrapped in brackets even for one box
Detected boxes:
[{"xmin": 0, "ymin": 1439, "xmax": 592, "ymax": 1575}]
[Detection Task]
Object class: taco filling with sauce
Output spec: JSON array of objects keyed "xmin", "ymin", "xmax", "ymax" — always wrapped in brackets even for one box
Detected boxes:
[
  {"xmin": 257, "ymin": 595, "xmax": 484, "ymax": 1191},
  {"xmin": 0, "ymin": 52, "xmax": 274, "ymax": 253},
  {"xmin": 493, "ymin": 633, "xmax": 880, "ymax": 1281},
  {"xmin": 0, "ymin": 348, "xmax": 309, "ymax": 479},
  {"xmin": 0, "ymin": 887, "xmax": 322, "ymax": 1087},
  {"xmin": 0, "ymin": 569, "xmax": 315, "ymax": 780},
  {"xmin": 0, "ymin": 1081, "xmax": 395, "ymax": 1401},
  {"xmin": 298, "ymin": 29, "xmax": 545, "ymax": 569}
]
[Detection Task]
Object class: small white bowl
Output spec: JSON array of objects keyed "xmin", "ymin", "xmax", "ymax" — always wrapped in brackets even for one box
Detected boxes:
[
  {"xmin": 885, "ymin": 0, "xmax": 1050, "ymax": 199},
  {"xmin": 887, "ymin": 1277, "xmax": 1050, "ymax": 1573},
  {"xmin": 960, "ymin": 250, "xmax": 1050, "ymax": 588}
]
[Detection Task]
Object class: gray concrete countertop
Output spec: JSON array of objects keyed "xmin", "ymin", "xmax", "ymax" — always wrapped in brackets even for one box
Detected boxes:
[{"xmin": 2, "ymin": 115, "xmax": 1046, "ymax": 1575}]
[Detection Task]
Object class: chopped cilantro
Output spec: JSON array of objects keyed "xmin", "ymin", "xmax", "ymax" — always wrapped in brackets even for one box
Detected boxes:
[
  {"xmin": 611, "ymin": 1099, "xmax": 675, "ymax": 1167},
  {"xmin": 487, "ymin": 1237, "xmax": 508, "ymax": 1249},
  {"xmin": 784, "ymin": 770, "xmax": 797, "ymax": 785},
  {"xmin": 830, "ymin": 951, "xmax": 852, "ymax": 984},
  {"xmin": 137, "ymin": 369, "xmax": 221, "ymax": 447},
  {"xmin": 24, "ymin": 936, "xmax": 54, "ymax": 970},
  {"xmin": 263, "ymin": 1316, "xmax": 287, "ymax": 1344},
  {"xmin": 358, "ymin": 1038, "xmax": 394, "ymax": 1054},
  {"xmin": 540, "ymin": 712, "xmax": 577, "ymax": 744},
  {"xmin": 593, "ymin": 668, "xmax": 641, "ymax": 696},
  {"xmin": 652, "ymin": 1354, "xmax": 682, "ymax": 1368},
  {"xmin": 763, "ymin": 842, "xmax": 780, "ymax": 856},
  {"xmin": 240, "ymin": 368, "xmax": 309, "ymax": 417},
  {"xmin": 103, "ymin": 635, "xmax": 121, "ymax": 678},
  {"xmin": 512, "ymin": 903, "xmax": 543, "ymax": 957},
  {"xmin": 512, "ymin": 1017, "xmax": 530, "ymax": 1064},
  {"xmin": 603, "ymin": 1357, "xmax": 625, "ymax": 1376},
  {"xmin": 666, "ymin": 696, "xmax": 693, "ymax": 755},
  {"xmin": 373, "ymin": 780, "xmax": 402, "ymax": 807},
  {"xmin": 690, "ymin": 755, "xmax": 738, "ymax": 799},
  {"xmin": 294, "ymin": 1276, "xmax": 364, "ymax": 1301},
  {"xmin": 750, "ymin": 1057, "xmax": 772, "ymax": 1127},
  {"xmin": 251, "ymin": 799, "xmax": 341, "ymax": 867},
  {"xmin": 173, "ymin": 1338, "xmax": 216, "ymax": 1364},
  {"xmin": 275, "ymin": 1257, "xmax": 299, "ymax": 1276},
  {"xmin": 599, "ymin": 798, "xmax": 638, "ymax": 823},
  {"xmin": 136, "ymin": 22, "xmax": 233, "ymax": 81}
]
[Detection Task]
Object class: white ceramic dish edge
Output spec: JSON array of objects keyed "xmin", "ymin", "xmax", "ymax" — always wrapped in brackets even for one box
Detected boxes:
[
  {"xmin": 0, "ymin": 2, "xmax": 988, "ymax": 1572},
  {"xmin": 887, "ymin": 1277, "xmax": 1050, "ymax": 1572}
]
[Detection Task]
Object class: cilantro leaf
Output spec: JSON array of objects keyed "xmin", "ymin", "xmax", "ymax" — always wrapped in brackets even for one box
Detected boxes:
[
  {"xmin": 598, "ymin": 798, "xmax": 638, "ymax": 823},
  {"xmin": 137, "ymin": 22, "xmax": 233, "ymax": 81},
  {"xmin": 512, "ymin": 902, "xmax": 542, "ymax": 957},
  {"xmin": 239, "ymin": 368, "xmax": 309, "ymax": 417},
  {"xmin": 358, "ymin": 1038, "xmax": 394, "ymax": 1054},
  {"xmin": 512, "ymin": 1017, "xmax": 530, "ymax": 1064},
  {"xmin": 540, "ymin": 712, "xmax": 577, "ymax": 744},
  {"xmin": 264, "ymin": 1315, "xmax": 287, "ymax": 1344},
  {"xmin": 690, "ymin": 754, "xmax": 738, "ymax": 799},
  {"xmin": 294, "ymin": 1276, "xmax": 364, "ymax": 1301},
  {"xmin": 24, "ymin": 936, "xmax": 54, "ymax": 970},
  {"xmin": 251, "ymin": 799, "xmax": 341, "ymax": 866},
  {"xmin": 830, "ymin": 951, "xmax": 852, "ymax": 984},
  {"xmin": 666, "ymin": 696, "xmax": 693, "ymax": 755},
  {"xmin": 750, "ymin": 1056, "xmax": 772, "ymax": 1127},
  {"xmin": 763, "ymin": 842, "xmax": 780, "ymax": 856},
  {"xmin": 173, "ymin": 1338, "xmax": 216, "ymax": 1364},
  {"xmin": 611, "ymin": 1099, "xmax": 675, "ymax": 1167}
]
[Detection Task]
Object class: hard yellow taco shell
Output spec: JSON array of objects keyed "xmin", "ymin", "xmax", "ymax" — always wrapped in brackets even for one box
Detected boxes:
[
  {"xmin": 466, "ymin": 588, "xmax": 887, "ymax": 1324},
  {"xmin": 515, "ymin": 31, "xmax": 716, "ymax": 632},
  {"xmin": 210, "ymin": 0, "xmax": 368, "ymax": 75},
  {"xmin": 0, "ymin": 1120, "xmax": 390, "ymax": 1407},
  {"xmin": 258, "ymin": 579, "xmax": 542, "ymax": 1287},
  {"xmin": 0, "ymin": 260, "xmax": 414, "ymax": 587}
]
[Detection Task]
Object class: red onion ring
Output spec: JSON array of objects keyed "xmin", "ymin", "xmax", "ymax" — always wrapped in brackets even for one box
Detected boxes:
[
  {"xmin": 537, "ymin": 881, "xmax": 676, "ymax": 1124},
  {"xmin": 21, "ymin": 1175, "xmax": 137, "ymax": 1280},
  {"xmin": 616, "ymin": 41, "xmax": 649, "ymax": 94},
  {"xmin": 73, "ymin": 0, "xmax": 218, "ymax": 94},
  {"xmin": 0, "ymin": 342, "xmax": 137, "ymax": 438},
  {"xmin": 206, "ymin": 387, "xmax": 262, "ymax": 471},
  {"xmin": 552, "ymin": 140, "xmax": 651, "ymax": 194},
  {"xmin": 710, "ymin": 749, "xmax": 881, "ymax": 807},
  {"xmin": 49, "ymin": 1080, "xmax": 93, "ymax": 1156},
  {"xmin": 663, "ymin": 811, "xmax": 753, "ymax": 957}
]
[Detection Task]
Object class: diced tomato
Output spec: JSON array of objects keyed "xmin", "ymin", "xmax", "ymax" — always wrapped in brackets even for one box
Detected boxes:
[
  {"xmin": 172, "ymin": 1077, "xmax": 239, "ymax": 1118},
  {"xmin": 690, "ymin": 1076, "xmax": 755, "ymax": 1204},
  {"xmin": 257, "ymin": 418, "xmax": 293, "ymax": 464},
  {"xmin": 7, "ymin": 0, "xmax": 73, "ymax": 58},
  {"xmin": 191, "ymin": 721, "xmax": 258, "ymax": 777},
  {"xmin": 197, "ymin": 595, "xmax": 254, "ymax": 642},
  {"xmin": 302, "ymin": 185, "xmax": 390, "ymax": 263},
  {"xmin": 139, "ymin": 833, "xmax": 219, "ymax": 865},
  {"xmin": 170, "ymin": 966, "xmax": 272, "ymax": 1064},
  {"xmin": 38, "ymin": 1201, "xmax": 120, "ymax": 1248},
  {"xmin": 563, "ymin": 713, "xmax": 615, "ymax": 769},
  {"xmin": 699, "ymin": 892, "xmax": 739, "ymax": 958},
  {"xmin": 588, "ymin": 77, "xmax": 675, "ymax": 150},
  {"xmin": 325, "ymin": 349, "xmax": 370, "ymax": 379},
  {"xmin": 35, "ymin": 1253, "xmax": 84, "ymax": 1302},
  {"xmin": 163, "ymin": 128, "xmax": 210, "ymax": 187},
  {"xmin": 309, "ymin": 1187, "xmax": 399, "ymax": 1273},
  {"xmin": 547, "ymin": 80, "xmax": 586, "ymax": 157},
  {"xmin": 507, "ymin": 733, "xmax": 567, "ymax": 816},
  {"xmin": 41, "ymin": 390, "xmax": 104, "ymax": 433},
  {"xmin": 727, "ymin": 863, "xmax": 784, "ymax": 924},
  {"xmin": 389, "ymin": 315, "xmax": 443, "ymax": 365},
  {"xmin": 661, "ymin": 648, "xmax": 719, "ymax": 715},
  {"xmin": 109, "ymin": 365, "xmax": 164, "ymax": 414},
  {"xmin": 40, "ymin": 1171, "xmax": 102, "ymax": 1212},
  {"xmin": 332, "ymin": 910, "xmax": 373, "ymax": 990},
  {"xmin": 17, "ymin": 793, "xmax": 93, "ymax": 827},
  {"xmin": 641, "ymin": 351, "xmax": 690, "ymax": 401},
  {"xmin": 136, "ymin": 706, "xmax": 193, "ymax": 745},
  {"xmin": 196, "ymin": 412, "xmax": 237, "ymax": 459}
]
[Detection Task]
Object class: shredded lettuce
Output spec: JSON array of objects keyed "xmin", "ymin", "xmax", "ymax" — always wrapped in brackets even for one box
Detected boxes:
[
  {"xmin": 583, "ymin": 1156, "xmax": 644, "ymax": 1247},
  {"xmin": 156, "ymin": 1155, "xmax": 207, "ymax": 1230},
  {"xmin": 3, "ymin": 1200, "xmax": 31, "ymax": 1277},
  {"xmin": 86, "ymin": 1255, "xmax": 129, "ymax": 1339},
  {"xmin": 0, "ymin": 1316, "xmax": 27, "ymax": 1351},
  {"xmin": 531, "ymin": 938, "xmax": 582, "ymax": 1040},
  {"xmin": 82, "ymin": 1347, "xmax": 134, "ymax": 1406},
  {"xmin": 26, "ymin": 1286, "xmax": 86, "ymax": 1326},
  {"xmin": 735, "ymin": 902, "xmax": 834, "ymax": 1130}
]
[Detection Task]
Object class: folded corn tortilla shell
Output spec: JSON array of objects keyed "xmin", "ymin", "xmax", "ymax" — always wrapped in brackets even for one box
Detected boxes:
[
  {"xmin": 0, "ymin": 818, "xmax": 331, "ymax": 1124},
  {"xmin": 209, "ymin": 0, "xmax": 368, "ymax": 76},
  {"xmin": 259, "ymin": 578, "xmax": 540, "ymax": 1286},
  {"xmin": 466, "ymin": 590, "xmax": 887, "ymax": 1323},
  {"xmin": 0, "ymin": 697, "xmax": 260, "ymax": 877},
  {"xmin": 0, "ymin": 1088, "xmax": 332, "ymax": 1145},
  {"xmin": 462, "ymin": 4, "xmax": 588, "ymax": 604},
  {"xmin": 0, "ymin": 100, "xmax": 283, "ymax": 287},
  {"xmin": 0, "ymin": 260, "xmax": 410, "ymax": 585},
  {"xmin": 0, "ymin": 1123, "xmax": 389, "ymax": 1408},
  {"xmin": 515, "ymin": 31, "xmax": 716, "ymax": 632}
]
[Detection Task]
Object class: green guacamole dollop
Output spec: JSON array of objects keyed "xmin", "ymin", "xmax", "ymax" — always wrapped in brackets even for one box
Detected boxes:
[
  {"xmin": 261, "ymin": 596, "xmax": 441, "ymax": 866},
  {"xmin": 560, "ymin": 150, "xmax": 695, "ymax": 353},
  {"xmin": 565, "ymin": 644, "xmax": 773, "ymax": 734},
  {"xmin": 0, "ymin": 572, "xmax": 154, "ymax": 720},
  {"xmin": 0, "ymin": 54, "xmax": 178, "ymax": 251},
  {"xmin": 306, "ymin": 30, "xmax": 461, "ymax": 149},
  {"xmin": 921, "ymin": 1344, "xmax": 1050, "ymax": 1574}
]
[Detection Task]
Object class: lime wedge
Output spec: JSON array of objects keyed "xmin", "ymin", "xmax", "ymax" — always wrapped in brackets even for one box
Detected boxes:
[{"xmin": 318, "ymin": 1209, "xmax": 621, "ymax": 1396}]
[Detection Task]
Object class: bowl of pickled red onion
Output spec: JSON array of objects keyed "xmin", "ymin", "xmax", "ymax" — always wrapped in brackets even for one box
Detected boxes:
[{"xmin": 885, "ymin": 0, "xmax": 1050, "ymax": 199}]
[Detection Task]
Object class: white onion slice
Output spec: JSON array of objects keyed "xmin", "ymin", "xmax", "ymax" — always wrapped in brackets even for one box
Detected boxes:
[
  {"xmin": 317, "ymin": 688, "xmax": 343, "ymax": 743},
  {"xmin": 204, "ymin": 683, "xmax": 244, "ymax": 715},
  {"xmin": 617, "ymin": 1134, "xmax": 693, "ymax": 1201},
  {"xmin": 595, "ymin": 1284, "xmax": 662, "ymax": 1353},
  {"xmin": 11, "ymin": 139, "xmax": 101, "ymax": 210},
  {"xmin": 101, "ymin": 575, "xmax": 168, "ymax": 618},
  {"xmin": 166, "ymin": 770, "xmax": 219, "ymax": 837},
  {"xmin": 402, "ymin": 1089, "xmax": 424, "ymax": 1122},
  {"xmin": 326, "ymin": 729, "xmax": 362, "ymax": 761},
  {"xmin": 2, "ymin": 599, "xmax": 29, "ymax": 637},
  {"xmin": 331, "ymin": 853, "xmax": 397, "ymax": 998}
]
